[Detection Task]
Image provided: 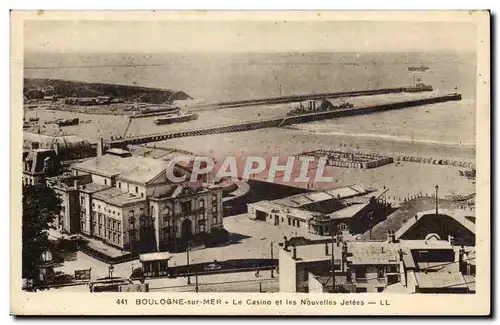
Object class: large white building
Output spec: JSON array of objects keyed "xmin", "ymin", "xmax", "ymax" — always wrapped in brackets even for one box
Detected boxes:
[{"xmin": 47, "ymin": 152, "xmax": 224, "ymax": 254}]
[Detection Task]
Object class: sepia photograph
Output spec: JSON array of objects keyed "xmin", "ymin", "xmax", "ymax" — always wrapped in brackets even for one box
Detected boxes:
[{"xmin": 10, "ymin": 10, "xmax": 490, "ymax": 315}]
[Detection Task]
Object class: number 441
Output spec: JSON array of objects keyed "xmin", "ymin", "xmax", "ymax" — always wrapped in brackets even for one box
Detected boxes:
[{"xmin": 116, "ymin": 299, "xmax": 128, "ymax": 305}]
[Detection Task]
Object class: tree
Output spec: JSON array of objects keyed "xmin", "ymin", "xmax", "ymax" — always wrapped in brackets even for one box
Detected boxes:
[{"xmin": 22, "ymin": 184, "xmax": 61, "ymax": 279}]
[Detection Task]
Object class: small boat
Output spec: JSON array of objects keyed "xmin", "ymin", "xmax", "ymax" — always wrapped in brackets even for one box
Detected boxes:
[
  {"xmin": 408, "ymin": 65, "xmax": 430, "ymax": 72},
  {"xmin": 131, "ymin": 105, "xmax": 181, "ymax": 118},
  {"xmin": 154, "ymin": 111, "xmax": 198, "ymax": 125},
  {"xmin": 57, "ymin": 117, "xmax": 79, "ymax": 127}
]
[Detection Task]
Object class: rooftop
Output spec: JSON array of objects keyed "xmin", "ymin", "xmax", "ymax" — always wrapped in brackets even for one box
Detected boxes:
[
  {"xmin": 79, "ymin": 182, "xmax": 110, "ymax": 194},
  {"xmin": 282, "ymin": 242, "xmax": 343, "ymax": 263},
  {"xmin": 346, "ymin": 241, "xmax": 400, "ymax": 265},
  {"xmin": 414, "ymin": 271, "xmax": 468, "ymax": 289},
  {"xmin": 139, "ymin": 252, "xmax": 171, "ymax": 262},
  {"xmin": 93, "ymin": 187, "xmax": 145, "ymax": 207},
  {"xmin": 395, "ymin": 209, "xmax": 476, "ymax": 240},
  {"xmin": 273, "ymin": 185, "xmax": 369, "ymax": 208},
  {"xmin": 72, "ymin": 154, "xmax": 171, "ymax": 183},
  {"xmin": 328, "ymin": 203, "xmax": 368, "ymax": 220}
]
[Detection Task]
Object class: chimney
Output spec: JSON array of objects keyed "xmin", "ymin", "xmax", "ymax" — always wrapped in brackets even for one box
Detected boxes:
[
  {"xmin": 283, "ymin": 236, "xmax": 289, "ymax": 251},
  {"xmin": 97, "ymin": 138, "xmax": 104, "ymax": 157},
  {"xmin": 292, "ymin": 246, "xmax": 297, "ymax": 260},
  {"xmin": 325, "ymin": 242, "xmax": 329, "ymax": 256},
  {"xmin": 74, "ymin": 179, "xmax": 80, "ymax": 190},
  {"xmin": 388, "ymin": 230, "xmax": 396, "ymax": 243},
  {"xmin": 31, "ymin": 141, "xmax": 39, "ymax": 150},
  {"xmin": 448, "ymin": 235, "xmax": 455, "ymax": 246}
]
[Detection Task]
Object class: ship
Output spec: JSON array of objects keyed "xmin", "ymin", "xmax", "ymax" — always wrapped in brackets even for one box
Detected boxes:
[
  {"xmin": 131, "ymin": 105, "xmax": 180, "ymax": 118},
  {"xmin": 403, "ymin": 83, "xmax": 434, "ymax": 92},
  {"xmin": 408, "ymin": 65, "xmax": 430, "ymax": 72},
  {"xmin": 57, "ymin": 117, "xmax": 79, "ymax": 127},
  {"xmin": 154, "ymin": 111, "xmax": 198, "ymax": 125}
]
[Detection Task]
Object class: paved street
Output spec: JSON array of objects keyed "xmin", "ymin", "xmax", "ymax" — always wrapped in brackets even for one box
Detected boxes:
[{"xmin": 53, "ymin": 213, "xmax": 311, "ymax": 286}]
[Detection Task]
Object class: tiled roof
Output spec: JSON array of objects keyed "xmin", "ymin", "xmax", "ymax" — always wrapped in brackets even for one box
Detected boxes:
[
  {"xmin": 414, "ymin": 272, "xmax": 468, "ymax": 289},
  {"xmin": 346, "ymin": 241, "xmax": 400, "ymax": 265}
]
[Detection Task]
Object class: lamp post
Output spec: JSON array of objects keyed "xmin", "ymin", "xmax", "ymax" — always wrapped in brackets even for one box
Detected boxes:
[
  {"xmin": 186, "ymin": 243, "xmax": 191, "ymax": 285},
  {"xmin": 270, "ymin": 242, "xmax": 274, "ymax": 278},
  {"xmin": 435, "ymin": 185, "xmax": 439, "ymax": 215},
  {"xmin": 108, "ymin": 265, "xmax": 114, "ymax": 278}
]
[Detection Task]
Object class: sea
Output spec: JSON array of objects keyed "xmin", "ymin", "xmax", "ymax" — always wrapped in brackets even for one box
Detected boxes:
[{"xmin": 23, "ymin": 51, "xmax": 476, "ymax": 161}]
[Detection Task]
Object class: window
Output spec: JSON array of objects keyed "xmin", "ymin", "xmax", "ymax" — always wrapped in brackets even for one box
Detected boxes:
[
  {"xmin": 81, "ymin": 220, "xmax": 85, "ymax": 230},
  {"xmin": 212, "ymin": 206, "xmax": 217, "ymax": 213},
  {"xmin": 113, "ymin": 220, "xmax": 116, "ymax": 230},
  {"xmin": 117, "ymin": 236, "xmax": 120, "ymax": 244},
  {"xmin": 129, "ymin": 210, "xmax": 135, "ymax": 218},
  {"xmin": 104, "ymin": 179, "xmax": 107, "ymax": 185},
  {"xmin": 98, "ymin": 205, "xmax": 101, "ymax": 210},
  {"xmin": 181, "ymin": 201, "xmax": 191, "ymax": 214},
  {"xmin": 356, "ymin": 288, "xmax": 368, "ymax": 293},
  {"xmin": 108, "ymin": 231, "xmax": 111, "ymax": 239},
  {"xmin": 140, "ymin": 218, "xmax": 146, "ymax": 228},
  {"xmin": 141, "ymin": 193, "xmax": 144, "ymax": 198},
  {"xmin": 98, "ymin": 214, "xmax": 102, "ymax": 224},
  {"xmin": 135, "ymin": 186, "xmax": 138, "ymax": 193},
  {"xmin": 212, "ymin": 195, "xmax": 217, "ymax": 202},
  {"xmin": 212, "ymin": 215, "xmax": 217, "ymax": 224},
  {"xmin": 355, "ymin": 267, "xmax": 367, "ymax": 279},
  {"xmin": 80, "ymin": 196, "xmax": 85, "ymax": 205},
  {"xmin": 118, "ymin": 182, "xmax": 121, "ymax": 189},
  {"xmin": 98, "ymin": 226, "xmax": 102, "ymax": 235},
  {"xmin": 292, "ymin": 219, "xmax": 296, "ymax": 227},
  {"xmin": 297, "ymin": 221, "xmax": 301, "ymax": 228},
  {"xmin": 117, "ymin": 222, "xmax": 121, "ymax": 231},
  {"xmin": 199, "ymin": 219, "xmax": 206, "ymax": 232},
  {"xmin": 338, "ymin": 223, "xmax": 349, "ymax": 232},
  {"xmin": 377, "ymin": 287, "xmax": 384, "ymax": 293},
  {"xmin": 163, "ymin": 206, "xmax": 171, "ymax": 216},
  {"xmin": 150, "ymin": 206, "xmax": 155, "ymax": 217},
  {"xmin": 199, "ymin": 199, "xmax": 205, "ymax": 209},
  {"xmin": 92, "ymin": 203, "xmax": 95, "ymax": 208},
  {"xmin": 288, "ymin": 218, "xmax": 291, "ymax": 226},
  {"xmin": 113, "ymin": 233, "xmax": 116, "ymax": 242},
  {"xmin": 107, "ymin": 219, "xmax": 111, "ymax": 228},
  {"xmin": 140, "ymin": 208, "xmax": 144, "ymax": 216},
  {"xmin": 164, "ymin": 219, "xmax": 171, "ymax": 228},
  {"xmin": 377, "ymin": 268, "xmax": 385, "ymax": 279}
]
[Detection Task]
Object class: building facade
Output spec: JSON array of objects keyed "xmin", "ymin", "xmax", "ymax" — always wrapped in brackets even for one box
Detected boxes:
[{"xmin": 47, "ymin": 153, "xmax": 224, "ymax": 254}]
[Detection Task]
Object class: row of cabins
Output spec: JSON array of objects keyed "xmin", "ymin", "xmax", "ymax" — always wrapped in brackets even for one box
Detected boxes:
[
  {"xmin": 298, "ymin": 150, "xmax": 394, "ymax": 169},
  {"xmin": 394, "ymin": 155, "xmax": 475, "ymax": 169}
]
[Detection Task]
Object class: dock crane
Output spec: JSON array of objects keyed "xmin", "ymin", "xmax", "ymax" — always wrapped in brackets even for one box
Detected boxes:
[{"xmin": 123, "ymin": 116, "xmax": 133, "ymax": 139}]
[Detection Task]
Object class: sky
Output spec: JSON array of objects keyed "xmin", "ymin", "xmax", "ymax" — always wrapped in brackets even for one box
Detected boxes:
[{"xmin": 23, "ymin": 19, "xmax": 477, "ymax": 54}]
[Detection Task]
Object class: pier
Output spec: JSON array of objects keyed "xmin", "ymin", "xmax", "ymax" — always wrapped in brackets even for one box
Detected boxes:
[
  {"xmin": 107, "ymin": 93, "xmax": 462, "ymax": 149},
  {"xmin": 196, "ymin": 86, "xmax": 433, "ymax": 109}
]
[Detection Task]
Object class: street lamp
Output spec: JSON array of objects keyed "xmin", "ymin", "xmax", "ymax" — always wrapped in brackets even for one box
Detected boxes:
[
  {"xmin": 435, "ymin": 185, "xmax": 439, "ymax": 215},
  {"xmin": 186, "ymin": 243, "xmax": 191, "ymax": 285},
  {"xmin": 108, "ymin": 265, "xmax": 114, "ymax": 278}
]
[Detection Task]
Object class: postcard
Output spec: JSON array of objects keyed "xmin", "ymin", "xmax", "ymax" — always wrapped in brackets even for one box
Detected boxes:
[{"xmin": 11, "ymin": 10, "xmax": 490, "ymax": 316}]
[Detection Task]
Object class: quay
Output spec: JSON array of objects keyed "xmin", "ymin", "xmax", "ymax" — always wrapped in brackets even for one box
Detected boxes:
[
  {"xmin": 196, "ymin": 86, "xmax": 433, "ymax": 109},
  {"xmin": 107, "ymin": 93, "xmax": 462, "ymax": 149}
]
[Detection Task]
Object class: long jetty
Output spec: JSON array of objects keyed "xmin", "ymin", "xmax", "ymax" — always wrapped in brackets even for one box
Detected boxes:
[
  {"xmin": 107, "ymin": 93, "xmax": 461, "ymax": 149},
  {"xmin": 196, "ymin": 86, "xmax": 432, "ymax": 109}
]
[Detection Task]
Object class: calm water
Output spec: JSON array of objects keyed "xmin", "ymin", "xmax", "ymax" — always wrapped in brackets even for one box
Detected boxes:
[{"xmin": 23, "ymin": 51, "xmax": 476, "ymax": 159}]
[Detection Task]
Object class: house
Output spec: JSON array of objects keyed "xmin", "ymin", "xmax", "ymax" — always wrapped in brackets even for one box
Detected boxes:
[{"xmin": 248, "ymin": 185, "xmax": 389, "ymax": 236}]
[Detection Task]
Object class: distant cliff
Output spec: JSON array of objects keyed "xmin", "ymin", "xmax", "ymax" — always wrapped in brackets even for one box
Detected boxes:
[{"xmin": 23, "ymin": 78, "xmax": 192, "ymax": 104}]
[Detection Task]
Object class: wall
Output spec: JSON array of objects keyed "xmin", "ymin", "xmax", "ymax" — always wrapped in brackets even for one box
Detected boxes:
[
  {"xmin": 279, "ymin": 249, "xmax": 297, "ymax": 293},
  {"xmin": 308, "ymin": 274, "xmax": 327, "ymax": 293},
  {"xmin": 349, "ymin": 264, "xmax": 400, "ymax": 293}
]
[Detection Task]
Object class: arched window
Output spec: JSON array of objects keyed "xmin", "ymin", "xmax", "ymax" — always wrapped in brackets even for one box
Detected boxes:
[{"xmin": 199, "ymin": 199, "xmax": 205, "ymax": 209}]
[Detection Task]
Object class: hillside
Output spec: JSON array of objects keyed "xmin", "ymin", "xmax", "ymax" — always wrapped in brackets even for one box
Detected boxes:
[{"xmin": 23, "ymin": 78, "xmax": 192, "ymax": 104}]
